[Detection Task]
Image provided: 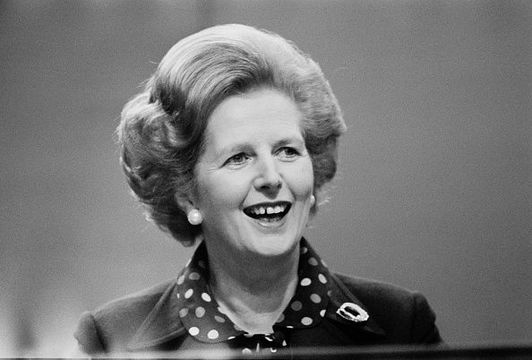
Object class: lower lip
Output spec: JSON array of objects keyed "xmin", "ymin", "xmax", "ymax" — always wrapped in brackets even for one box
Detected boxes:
[{"xmin": 247, "ymin": 212, "xmax": 289, "ymax": 230}]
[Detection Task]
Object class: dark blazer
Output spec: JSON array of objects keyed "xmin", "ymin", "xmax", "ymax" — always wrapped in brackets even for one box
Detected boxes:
[{"xmin": 74, "ymin": 273, "xmax": 442, "ymax": 354}]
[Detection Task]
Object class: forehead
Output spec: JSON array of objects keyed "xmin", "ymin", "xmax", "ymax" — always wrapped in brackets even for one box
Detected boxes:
[{"xmin": 203, "ymin": 88, "xmax": 304, "ymax": 149}]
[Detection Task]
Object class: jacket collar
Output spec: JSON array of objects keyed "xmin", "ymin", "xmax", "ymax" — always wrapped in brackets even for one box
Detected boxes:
[
  {"xmin": 127, "ymin": 280, "xmax": 186, "ymax": 351},
  {"xmin": 127, "ymin": 242, "xmax": 385, "ymax": 351},
  {"xmin": 326, "ymin": 272, "xmax": 386, "ymax": 338}
]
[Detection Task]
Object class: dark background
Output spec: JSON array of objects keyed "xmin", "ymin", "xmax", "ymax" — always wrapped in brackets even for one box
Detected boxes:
[{"xmin": 1, "ymin": 0, "xmax": 530, "ymax": 355}]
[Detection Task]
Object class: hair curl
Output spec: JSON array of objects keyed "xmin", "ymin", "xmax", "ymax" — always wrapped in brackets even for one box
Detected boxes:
[{"xmin": 117, "ymin": 24, "xmax": 346, "ymax": 246}]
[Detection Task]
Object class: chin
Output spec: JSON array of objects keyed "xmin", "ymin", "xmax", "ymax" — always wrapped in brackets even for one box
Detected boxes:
[
  {"xmin": 241, "ymin": 210, "xmax": 306, "ymax": 256},
  {"xmin": 247, "ymin": 234, "xmax": 301, "ymax": 258}
]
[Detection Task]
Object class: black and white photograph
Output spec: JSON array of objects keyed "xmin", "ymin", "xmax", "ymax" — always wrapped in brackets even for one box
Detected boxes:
[{"xmin": 1, "ymin": 0, "xmax": 530, "ymax": 357}]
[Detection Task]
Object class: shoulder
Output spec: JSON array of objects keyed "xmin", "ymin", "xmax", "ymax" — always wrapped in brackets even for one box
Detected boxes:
[
  {"xmin": 74, "ymin": 279, "xmax": 176, "ymax": 353},
  {"xmin": 91, "ymin": 280, "xmax": 172, "ymax": 324},
  {"xmin": 333, "ymin": 273, "xmax": 420, "ymax": 310},
  {"xmin": 332, "ymin": 273, "xmax": 442, "ymax": 344}
]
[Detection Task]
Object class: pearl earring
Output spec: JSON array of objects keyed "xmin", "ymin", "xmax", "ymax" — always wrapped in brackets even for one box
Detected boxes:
[
  {"xmin": 310, "ymin": 195, "xmax": 316, "ymax": 207},
  {"xmin": 187, "ymin": 209, "xmax": 203, "ymax": 225}
]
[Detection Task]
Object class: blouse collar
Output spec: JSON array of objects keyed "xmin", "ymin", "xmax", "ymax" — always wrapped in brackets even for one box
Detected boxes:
[
  {"xmin": 175, "ymin": 238, "xmax": 331, "ymax": 343},
  {"xmin": 127, "ymin": 239, "xmax": 385, "ymax": 352}
]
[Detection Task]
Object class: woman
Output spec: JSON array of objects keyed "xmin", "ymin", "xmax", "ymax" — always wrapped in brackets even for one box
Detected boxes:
[{"xmin": 75, "ymin": 24, "xmax": 442, "ymax": 355}]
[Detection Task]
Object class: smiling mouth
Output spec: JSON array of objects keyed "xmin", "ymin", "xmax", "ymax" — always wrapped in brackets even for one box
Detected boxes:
[{"xmin": 243, "ymin": 201, "xmax": 291, "ymax": 222}]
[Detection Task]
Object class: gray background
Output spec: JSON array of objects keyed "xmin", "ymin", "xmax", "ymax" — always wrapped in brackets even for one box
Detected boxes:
[{"xmin": 1, "ymin": 0, "xmax": 530, "ymax": 355}]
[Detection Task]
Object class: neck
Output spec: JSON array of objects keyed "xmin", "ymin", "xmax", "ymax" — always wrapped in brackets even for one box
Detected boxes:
[{"xmin": 205, "ymin": 242, "xmax": 300, "ymax": 334}]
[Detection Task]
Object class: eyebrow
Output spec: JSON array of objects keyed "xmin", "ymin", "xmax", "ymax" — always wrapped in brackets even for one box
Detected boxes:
[{"xmin": 275, "ymin": 137, "xmax": 305, "ymax": 148}]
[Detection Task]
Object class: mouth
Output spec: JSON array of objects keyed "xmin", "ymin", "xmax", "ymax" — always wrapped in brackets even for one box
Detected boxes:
[{"xmin": 243, "ymin": 201, "xmax": 291, "ymax": 223}]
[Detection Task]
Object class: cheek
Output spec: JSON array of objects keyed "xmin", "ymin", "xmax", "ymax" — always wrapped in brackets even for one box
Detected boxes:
[
  {"xmin": 286, "ymin": 160, "xmax": 314, "ymax": 197},
  {"xmin": 197, "ymin": 174, "xmax": 249, "ymax": 211}
]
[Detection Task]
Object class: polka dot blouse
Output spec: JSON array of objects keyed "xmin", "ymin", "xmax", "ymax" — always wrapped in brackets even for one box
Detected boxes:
[{"xmin": 175, "ymin": 238, "xmax": 331, "ymax": 354}]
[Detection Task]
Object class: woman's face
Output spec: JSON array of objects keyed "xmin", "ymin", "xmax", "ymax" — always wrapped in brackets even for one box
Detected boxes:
[{"xmin": 192, "ymin": 88, "xmax": 314, "ymax": 259}]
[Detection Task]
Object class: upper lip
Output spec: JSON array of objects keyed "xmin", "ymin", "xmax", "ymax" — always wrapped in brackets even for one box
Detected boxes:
[{"xmin": 243, "ymin": 201, "xmax": 292, "ymax": 218}]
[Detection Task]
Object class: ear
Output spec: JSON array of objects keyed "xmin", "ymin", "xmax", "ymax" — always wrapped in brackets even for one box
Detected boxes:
[{"xmin": 174, "ymin": 191, "xmax": 198, "ymax": 213}]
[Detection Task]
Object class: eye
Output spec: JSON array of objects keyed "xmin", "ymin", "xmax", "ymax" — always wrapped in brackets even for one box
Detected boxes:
[
  {"xmin": 223, "ymin": 152, "xmax": 250, "ymax": 167},
  {"xmin": 277, "ymin": 147, "xmax": 300, "ymax": 160}
]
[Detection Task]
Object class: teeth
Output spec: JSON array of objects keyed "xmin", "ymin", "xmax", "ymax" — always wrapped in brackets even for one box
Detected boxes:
[{"xmin": 250, "ymin": 204, "xmax": 286, "ymax": 216}]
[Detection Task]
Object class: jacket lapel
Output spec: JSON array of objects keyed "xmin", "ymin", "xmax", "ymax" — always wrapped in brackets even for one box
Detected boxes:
[
  {"xmin": 127, "ymin": 281, "xmax": 186, "ymax": 351},
  {"xmin": 326, "ymin": 273, "xmax": 386, "ymax": 339}
]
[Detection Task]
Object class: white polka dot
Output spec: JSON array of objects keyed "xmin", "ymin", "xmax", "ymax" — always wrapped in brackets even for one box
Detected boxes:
[
  {"xmin": 184, "ymin": 289, "xmax": 194, "ymax": 299},
  {"xmin": 282, "ymin": 340, "xmax": 287, "ymax": 347},
  {"xmin": 177, "ymin": 275, "xmax": 185, "ymax": 285},
  {"xmin": 214, "ymin": 315, "xmax": 225, "ymax": 323},
  {"xmin": 308, "ymin": 257, "xmax": 319, "ymax": 266},
  {"xmin": 300, "ymin": 278, "xmax": 311, "ymax": 286},
  {"xmin": 189, "ymin": 272, "xmax": 200, "ymax": 280},
  {"xmin": 318, "ymin": 273, "xmax": 327, "ymax": 284},
  {"xmin": 242, "ymin": 348, "xmax": 252, "ymax": 354},
  {"xmin": 301, "ymin": 246, "xmax": 308, "ymax": 254},
  {"xmin": 270, "ymin": 348, "xmax": 277, "ymax": 353},
  {"xmin": 195, "ymin": 306, "xmax": 205, "ymax": 318},
  {"xmin": 207, "ymin": 329, "xmax": 219, "ymax": 339},
  {"xmin": 310, "ymin": 294, "xmax": 321, "ymax": 303},
  {"xmin": 188, "ymin": 327, "xmax": 199, "ymax": 336},
  {"xmin": 176, "ymin": 293, "xmax": 180, "ymax": 299},
  {"xmin": 301, "ymin": 317, "xmax": 313, "ymax": 326},
  {"xmin": 290, "ymin": 301, "xmax": 303, "ymax": 311},
  {"xmin": 327, "ymin": 290, "xmax": 332, "ymax": 297},
  {"xmin": 320, "ymin": 309, "xmax": 326, "ymax": 317},
  {"xmin": 227, "ymin": 336, "xmax": 236, "ymax": 340},
  {"xmin": 179, "ymin": 308, "xmax": 189, "ymax": 317},
  {"xmin": 243, "ymin": 332, "xmax": 253, "ymax": 338},
  {"xmin": 201, "ymin": 292, "xmax": 211, "ymax": 302},
  {"xmin": 286, "ymin": 325, "xmax": 294, "ymax": 329}
]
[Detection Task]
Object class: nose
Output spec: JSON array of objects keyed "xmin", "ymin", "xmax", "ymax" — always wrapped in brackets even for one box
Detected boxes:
[{"xmin": 253, "ymin": 156, "xmax": 282, "ymax": 194}]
